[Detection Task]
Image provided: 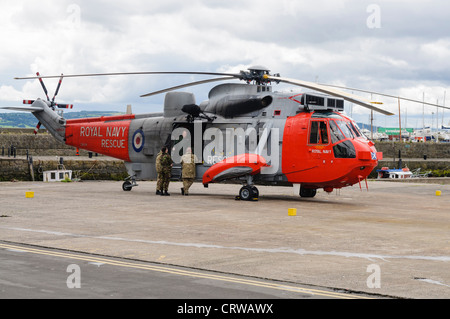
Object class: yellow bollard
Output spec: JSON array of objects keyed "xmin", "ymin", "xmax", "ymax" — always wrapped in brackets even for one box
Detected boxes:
[
  {"xmin": 25, "ymin": 191, "xmax": 34, "ymax": 198},
  {"xmin": 436, "ymin": 190, "xmax": 442, "ymax": 196},
  {"xmin": 288, "ymin": 208, "xmax": 297, "ymax": 216}
]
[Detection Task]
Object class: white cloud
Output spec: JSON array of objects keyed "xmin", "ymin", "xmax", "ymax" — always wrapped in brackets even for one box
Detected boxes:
[{"xmin": 0, "ymin": 0, "xmax": 449, "ymax": 126}]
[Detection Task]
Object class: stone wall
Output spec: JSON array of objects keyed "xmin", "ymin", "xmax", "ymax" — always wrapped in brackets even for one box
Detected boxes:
[
  {"xmin": 0, "ymin": 158, "xmax": 31, "ymax": 181},
  {"xmin": 0, "ymin": 130, "xmax": 127, "ymax": 181},
  {"xmin": 371, "ymin": 142, "xmax": 450, "ymax": 178},
  {"xmin": 374, "ymin": 141, "xmax": 450, "ymax": 159},
  {"xmin": 0, "ymin": 157, "xmax": 127, "ymax": 182},
  {"xmin": 0, "ymin": 131, "xmax": 88, "ymax": 156}
]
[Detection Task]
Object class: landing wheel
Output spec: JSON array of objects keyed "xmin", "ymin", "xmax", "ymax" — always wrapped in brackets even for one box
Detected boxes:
[
  {"xmin": 122, "ymin": 175, "xmax": 138, "ymax": 191},
  {"xmin": 251, "ymin": 186, "xmax": 259, "ymax": 199},
  {"xmin": 300, "ymin": 187, "xmax": 316, "ymax": 198},
  {"xmin": 238, "ymin": 185, "xmax": 259, "ymax": 201},
  {"xmin": 122, "ymin": 181, "xmax": 133, "ymax": 191}
]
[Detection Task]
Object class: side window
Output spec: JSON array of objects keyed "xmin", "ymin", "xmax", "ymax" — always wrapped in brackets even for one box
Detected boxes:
[
  {"xmin": 329, "ymin": 120, "xmax": 344, "ymax": 144},
  {"xmin": 309, "ymin": 121, "xmax": 329, "ymax": 144}
]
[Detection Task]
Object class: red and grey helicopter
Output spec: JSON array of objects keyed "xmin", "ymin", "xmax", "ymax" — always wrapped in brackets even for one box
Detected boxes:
[{"xmin": 4, "ymin": 66, "xmax": 409, "ymax": 200}]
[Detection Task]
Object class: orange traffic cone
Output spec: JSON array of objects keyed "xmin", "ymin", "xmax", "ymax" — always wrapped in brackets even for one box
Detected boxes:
[{"xmin": 76, "ymin": 148, "xmax": 79, "ymax": 156}]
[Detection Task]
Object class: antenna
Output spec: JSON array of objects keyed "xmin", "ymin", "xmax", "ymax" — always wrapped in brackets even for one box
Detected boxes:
[
  {"xmin": 422, "ymin": 92, "xmax": 425, "ymax": 129},
  {"xmin": 443, "ymin": 91, "xmax": 446, "ymax": 128}
]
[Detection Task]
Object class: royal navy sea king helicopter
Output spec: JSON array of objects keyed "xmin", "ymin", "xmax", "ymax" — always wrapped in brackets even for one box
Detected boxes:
[{"xmin": 5, "ymin": 66, "xmax": 443, "ymax": 200}]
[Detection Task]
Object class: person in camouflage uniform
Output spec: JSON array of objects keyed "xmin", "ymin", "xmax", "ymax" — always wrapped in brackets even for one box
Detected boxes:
[
  {"xmin": 155, "ymin": 150, "xmax": 163, "ymax": 195},
  {"xmin": 159, "ymin": 147, "xmax": 173, "ymax": 196},
  {"xmin": 180, "ymin": 147, "xmax": 198, "ymax": 196}
]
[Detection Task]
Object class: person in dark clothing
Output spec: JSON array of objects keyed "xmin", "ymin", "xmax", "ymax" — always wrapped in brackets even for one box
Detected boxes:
[
  {"xmin": 159, "ymin": 147, "xmax": 173, "ymax": 196},
  {"xmin": 155, "ymin": 150, "xmax": 163, "ymax": 195}
]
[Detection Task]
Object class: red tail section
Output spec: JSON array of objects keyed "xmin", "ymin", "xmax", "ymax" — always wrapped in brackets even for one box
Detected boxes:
[{"xmin": 65, "ymin": 115, "xmax": 134, "ymax": 161}]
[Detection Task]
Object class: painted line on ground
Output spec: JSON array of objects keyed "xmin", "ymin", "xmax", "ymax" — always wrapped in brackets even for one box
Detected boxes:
[
  {"xmin": 1, "ymin": 226, "xmax": 449, "ymax": 262},
  {"xmin": 0, "ymin": 242, "xmax": 369, "ymax": 299}
]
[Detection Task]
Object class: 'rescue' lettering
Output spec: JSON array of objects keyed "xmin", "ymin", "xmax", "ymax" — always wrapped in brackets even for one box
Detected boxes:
[{"xmin": 101, "ymin": 139, "xmax": 126, "ymax": 148}]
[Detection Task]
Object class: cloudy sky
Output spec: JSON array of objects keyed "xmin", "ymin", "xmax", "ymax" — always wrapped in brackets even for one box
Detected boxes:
[{"xmin": 1, "ymin": 0, "xmax": 449, "ymax": 128}]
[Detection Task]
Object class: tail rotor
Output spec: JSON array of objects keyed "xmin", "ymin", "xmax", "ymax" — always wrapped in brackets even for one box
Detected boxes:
[{"xmin": 30, "ymin": 72, "xmax": 73, "ymax": 134}]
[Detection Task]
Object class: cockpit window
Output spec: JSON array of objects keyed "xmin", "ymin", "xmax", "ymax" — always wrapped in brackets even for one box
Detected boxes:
[
  {"xmin": 336, "ymin": 120, "xmax": 354, "ymax": 139},
  {"xmin": 309, "ymin": 121, "xmax": 329, "ymax": 144},
  {"xmin": 351, "ymin": 121, "xmax": 367, "ymax": 139},
  {"xmin": 349, "ymin": 121, "xmax": 361, "ymax": 137},
  {"xmin": 329, "ymin": 120, "xmax": 344, "ymax": 144},
  {"xmin": 333, "ymin": 140, "xmax": 356, "ymax": 158}
]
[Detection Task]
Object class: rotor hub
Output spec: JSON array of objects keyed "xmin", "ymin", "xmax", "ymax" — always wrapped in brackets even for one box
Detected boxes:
[{"xmin": 240, "ymin": 66, "xmax": 280, "ymax": 85}]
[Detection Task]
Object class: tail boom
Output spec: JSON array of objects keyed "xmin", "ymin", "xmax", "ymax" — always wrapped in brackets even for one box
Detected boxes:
[{"xmin": 1, "ymin": 99, "xmax": 66, "ymax": 143}]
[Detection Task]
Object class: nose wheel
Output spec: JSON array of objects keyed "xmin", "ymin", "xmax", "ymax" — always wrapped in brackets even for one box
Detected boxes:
[{"xmin": 236, "ymin": 185, "xmax": 259, "ymax": 201}]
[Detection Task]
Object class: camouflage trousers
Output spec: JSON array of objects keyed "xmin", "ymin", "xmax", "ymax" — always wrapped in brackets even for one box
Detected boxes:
[
  {"xmin": 157, "ymin": 171, "xmax": 171, "ymax": 192},
  {"xmin": 182, "ymin": 178, "xmax": 194, "ymax": 194},
  {"xmin": 156, "ymin": 174, "xmax": 162, "ymax": 191}
]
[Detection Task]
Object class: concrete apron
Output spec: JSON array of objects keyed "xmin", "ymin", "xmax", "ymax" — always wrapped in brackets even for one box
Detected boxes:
[{"xmin": 0, "ymin": 180, "xmax": 448, "ymax": 299}]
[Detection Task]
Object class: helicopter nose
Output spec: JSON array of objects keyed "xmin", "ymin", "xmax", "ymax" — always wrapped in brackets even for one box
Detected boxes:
[
  {"xmin": 356, "ymin": 140, "xmax": 383, "ymax": 161},
  {"xmin": 358, "ymin": 150, "xmax": 377, "ymax": 161},
  {"xmin": 350, "ymin": 139, "xmax": 382, "ymax": 181},
  {"xmin": 320, "ymin": 139, "xmax": 383, "ymax": 193}
]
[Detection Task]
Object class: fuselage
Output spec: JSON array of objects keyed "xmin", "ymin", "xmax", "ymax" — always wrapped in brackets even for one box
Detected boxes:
[
  {"xmin": 23, "ymin": 82, "xmax": 382, "ymax": 194},
  {"xmin": 63, "ymin": 109, "xmax": 380, "ymax": 193}
]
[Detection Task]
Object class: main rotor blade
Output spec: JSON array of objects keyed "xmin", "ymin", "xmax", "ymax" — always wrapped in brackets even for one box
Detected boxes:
[
  {"xmin": 52, "ymin": 74, "xmax": 64, "ymax": 103},
  {"xmin": 15, "ymin": 71, "xmax": 241, "ymax": 80},
  {"xmin": 36, "ymin": 72, "xmax": 50, "ymax": 101},
  {"xmin": 140, "ymin": 76, "xmax": 237, "ymax": 98},
  {"xmin": 0, "ymin": 105, "xmax": 44, "ymax": 112},
  {"xmin": 267, "ymin": 75, "xmax": 395, "ymax": 116},
  {"xmin": 319, "ymin": 83, "xmax": 450, "ymax": 111}
]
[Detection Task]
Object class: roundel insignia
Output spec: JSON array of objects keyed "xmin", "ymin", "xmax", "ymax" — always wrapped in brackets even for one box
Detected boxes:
[{"xmin": 132, "ymin": 129, "xmax": 145, "ymax": 152}]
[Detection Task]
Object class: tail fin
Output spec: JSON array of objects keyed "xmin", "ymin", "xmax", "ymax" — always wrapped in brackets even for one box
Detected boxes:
[{"xmin": 1, "ymin": 99, "xmax": 66, "ymax": 143}]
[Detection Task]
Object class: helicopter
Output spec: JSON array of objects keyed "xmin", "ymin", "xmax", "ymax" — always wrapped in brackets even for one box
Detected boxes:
[{"xmin": 4, "ymin": 65, "xmax": 431, "ymax": 201}]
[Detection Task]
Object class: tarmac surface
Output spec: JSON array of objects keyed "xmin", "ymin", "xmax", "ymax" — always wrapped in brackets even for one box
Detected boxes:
[
  {"xmin": 0, "ymin": 179, "xmax": 449, "ymax": 299},
  {"xmin": 1, "ymin": 242, "xmax": 350, "ymax": 300}
]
